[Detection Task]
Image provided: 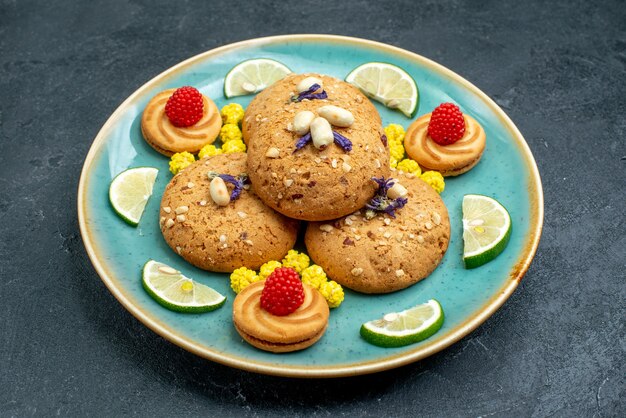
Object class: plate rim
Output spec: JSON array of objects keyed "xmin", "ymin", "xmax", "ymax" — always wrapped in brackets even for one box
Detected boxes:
[{"xmin": 77, "ymin": 34, "xmax": 544, "ymax": 378}]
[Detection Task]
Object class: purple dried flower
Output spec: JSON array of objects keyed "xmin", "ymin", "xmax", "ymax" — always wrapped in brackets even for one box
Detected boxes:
[
  {"xmin": 207, "ymin": 172, "xmax": 249, "ymax": 201},
  {"xmin": 364, "ymin": 177, "xmax": 407, "ymax": 219},
  {"xmin": 332, "ymin": 131, "xmax": 353, "ymax": 152},
  {"xmin": 381, "ymin": 134, "xmax": 388, "ymax": 147},
  {"xmin": 293, "ymin": 132, "xmax": 312, "ymax": 153},
  {"xmin": 291, "ymin": 84, "xmax": 328, "ymax": 102}
]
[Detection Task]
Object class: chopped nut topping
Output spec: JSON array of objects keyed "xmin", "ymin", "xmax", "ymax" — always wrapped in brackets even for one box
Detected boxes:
[
  {"xmin": 319, "ymin": 224, "xmax": 334, "ymax": 232},
  {"xmin": 417, "ymin": 235, "xmax": 425, "ymax": 243},
  {"xmin": 354, "ymin": 234, "xmax": 362, "ymax": 240},
  {"xmin": 271, "ymin": 172, "xmax": 278, "ymax": 178},
  {"xmin": 351, "ymin": 267, "xmax": 364, "ymax": 276},
  {"xmin": 342, "ymin": 162, "xmax": 352, "ymax": 173},
  {"xmin": 244, "ymin": 240, "xmax": 254, "ymax": 246},
  {"xmin": 175, "ymin": 206, "xmax": 189, "ymax": 215},
  {"xmin": 374, "ymin": 159, "xmax": 381, "ymax": 168},
  {"xmin": 331, "ymin": 159, "xmax": 338, "ymax": 168},
  {"xmin": 277, "ymin": 192, "xmax": 284, "ymax": 199},
  {"xmin": 345, "ymin": 218, "xmax": 353, "ymax": 226},
  {"xmin": 409, "ymin": 233, "xmax": 416, "ymax": 239},
  {"xmin": 199, "ymin": 200, "xmax": 207, "ymax": 206},
  {"xmin": 343, "ymin": 237, "xmax": 355, "ymax": 246},
  {"xmin": 395, "ymin": 233, "xmax": 403, "ymax": 242},
  {"xmin": 176, "ymin": 215, "xmax": 186, "ymax": 222},
  {"xmin": 237, "ymin": 211, "xmax": 247, "ymax": 219},
  {"xmin": 176, "ymin": 246, "xmax": 182, "ymax": 254},
  {"xmin": 187, "ymin": 182, "xmax": 195, "ymax": 188},
  {"xmin": 283, "ymin": 178, "xmax": 294, "ymax": 187},
  {"xmin": 383, "ymin": 232, "xmax": 392, "ymax": 239},
  {"xmin": 314, "ymin": 157, "xmax": 322, "ymax": 164},
  {"xmin": 265, "ymin": 147, "xmax": 280, "ymax": 158},
  {"xmin": 165, "ymin": 219, "xmax": 175, "ymax": 228},
  {"xmin": 163, "ymin": 206, "xmax": 171, "ymax": 214},
  {"xmin": 432, "ymin": 212, "xmax": 442, "ymax": 225},
  {"xmin": 219, "ymin": 234, "xmax": 227, "ymax": 243},
  {"xmin": 395, "ymin": 269, "xmax": 405, "ymax": 277},
  {"xmin": 425, "ymin": 222, "xmax": 433, "ymax": 230}
]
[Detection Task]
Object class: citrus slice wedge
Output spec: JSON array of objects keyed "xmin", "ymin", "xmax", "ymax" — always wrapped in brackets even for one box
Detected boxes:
[
  {"xmin": 360, "ymin": 299, "xmax": 444, "ymax": 347},
  {"xmin": 142, "ymin": 260, "xmax": 226, "ymax": 313},
  {"xmin": 345, "ymin": 62, "xmax": 419, "ymax": 117},
  {"xmin": 224, "ymin": 58, "xmax": 291, "ymax": 98},
  {"xmin": 462, "ymin": 194, "xmax": 512, "ymax": 269},
  {"xmin": 108, "ymin": 167, "xmax": 158, "ymax": 226}
]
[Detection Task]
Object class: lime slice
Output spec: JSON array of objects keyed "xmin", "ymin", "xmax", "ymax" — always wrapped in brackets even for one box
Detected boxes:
[
  {"xmin": 142, "ymin": 260, "xmax": 226, "ymax": 313},
  {"xmin": 108, "ymin": 167, "xmax": 158, "ymax": 226},
  {"xmin": 360, "ymin": 299, "xmax": 444, "ymax": 347},
  {"xmin": 345, "ymin": 62, "xmax": 419, "ymax": 117},
  {"xmin": 224, "ymin": 58, "xmax": 291, "ymax": 98},
  {"xmin": 462, "ymin": 194, "xmax": 512, "ymax": 269}
]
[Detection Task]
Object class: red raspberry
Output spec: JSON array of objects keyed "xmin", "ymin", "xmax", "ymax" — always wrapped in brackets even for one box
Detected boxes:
[
  {"xmin": 427, "ymin": 103, "xmax": 466, "ymax": 145},
  {"xmin": 164, "ymin": 86, "xmax": 204, "ymax": 127},
  {"xmin": 260, "ymin": 267, "xmax": 305, "ymax": 316}
]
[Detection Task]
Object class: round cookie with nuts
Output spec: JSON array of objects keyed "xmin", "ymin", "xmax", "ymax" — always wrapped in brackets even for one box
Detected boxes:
[
  {"xmin": 305, "ymin": 171, "xmax": 450, "ymax": 293},
  {"xmin": 159, "ymin": 153, "xmax": 299, "ymax": 272},
  {"xmin": 245, "ymin": 74, "xmax": 390, "ymax": 221}
]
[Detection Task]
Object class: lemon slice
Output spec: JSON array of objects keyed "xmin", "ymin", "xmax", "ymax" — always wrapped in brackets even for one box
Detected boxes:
[
  {"xmin": 142, "ymin": 260, "xmax": 226, "ymax": 313},
  {"xmin": 462, "ymin": 194, "xmax": 512, "ymax": 269},
  {"xmin": 108, "ymin": 167, "xmax": 158, "ymax": 226},
  {"xmin": 224, "ymin": 58, "xmax": 291, "ymax": 98},
  {"xmin": 345, "ymin": 62, "xmax": 419, "ymax": 117},
  {"xmin": 360, "ymin": 299, "xmax": 444, "ymax": 347}
]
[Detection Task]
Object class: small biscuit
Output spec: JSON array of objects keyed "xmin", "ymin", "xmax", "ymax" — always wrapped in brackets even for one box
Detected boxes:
[
  {"xmin": 159, "ymin": 153, "xmax": 298, "ymax": 272},
  {"xmin": 142, "ymin": 89, "xmax": 222, "ymax": 156},
  {"xmin": 245, "ymin": 74, "xmax": 390, "ymax": 221},
  {"xmin": 232, "ymin": 281, "xmax": 329, "ymax": 353},
  {"xmin": 305, "ymin": 172, "xmax": 450, "ymax": 293},
  {"xmin": 404, "ymin": 113, "xmax": 486, "ymax": 176}
]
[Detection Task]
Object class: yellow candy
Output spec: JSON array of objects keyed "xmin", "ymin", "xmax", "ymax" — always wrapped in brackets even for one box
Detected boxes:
[
  {"xmin": 396, "ymin": 158, "xmax": 422, "ymax": 176},
  {"xmin": 420, "ymin": 171, "xmax": 445, "ymax": 194},
  {"xmin": 259, "ymin": 260, "xmax": 282, "ymax": 280},
  {"xmin": 384, "ymin": 123, "xmax": 406, "ymax": 144},
  {"xmin": 390, "ymin": 142, "xmax": 405, "ymax": 161},
  {"xmin": 198, "ymin": 144, "xmax": 222, "ymax": 159},
  {"xmin": 319, "ymin": 280, "xmax": 344, "ymax": 308},
  {"xmin": 220, "ymin": 103, "xmax": 245, "ymax": 126},
  {"xmin": 222, "ymin": 139, "xmax": 246, "ymax": 154},
  {"xmin": 169, "ymin": 152, "xmax": 195, "ymax": 175},
  {"xmin": 220, "ymin": 124, "xmax": 243, "ymax": 144},
  {"xmin": 301, "ymin": 265, "xmax": 328, "ymax": 289},
  {"xmin": 229, "ymin": 267, "xmax": 260, "ymax": 294},
  {"xmin": 281, "ymin": 250, "xmax": 310, "ymax": 274}
]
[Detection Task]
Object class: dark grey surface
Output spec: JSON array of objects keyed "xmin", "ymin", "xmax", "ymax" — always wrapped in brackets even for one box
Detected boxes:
[{"xmin": 1, "ymin": 0, "xmax": 624, "ymax": 416}]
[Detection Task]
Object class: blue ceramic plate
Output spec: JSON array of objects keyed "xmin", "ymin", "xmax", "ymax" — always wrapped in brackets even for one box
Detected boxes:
[{"xmin": 78, "ymin": 35, "xmax": 543, "ymax": 377}]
